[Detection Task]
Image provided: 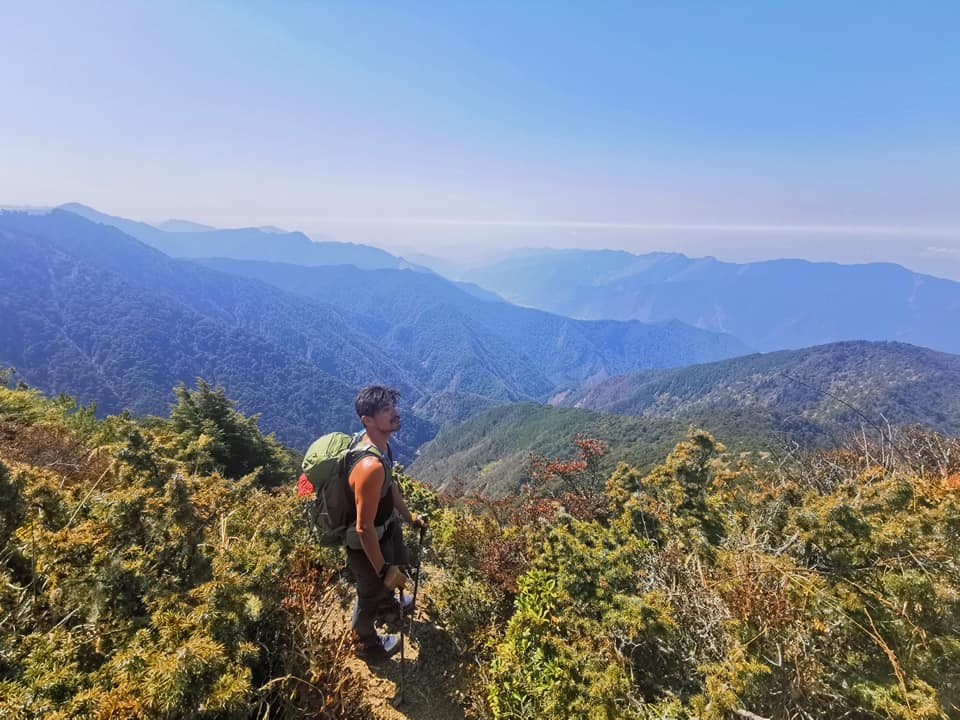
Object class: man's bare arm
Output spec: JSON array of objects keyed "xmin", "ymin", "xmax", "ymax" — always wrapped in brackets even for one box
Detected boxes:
[{"xmin": 350, "ymin": 456, "xmax": 386, "ymax": 573}]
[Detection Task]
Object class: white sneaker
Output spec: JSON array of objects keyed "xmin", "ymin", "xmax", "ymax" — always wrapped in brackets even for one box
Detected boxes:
[{"xmin": 358, "ymin": 633, "xmax": 401, "ymax": 661}]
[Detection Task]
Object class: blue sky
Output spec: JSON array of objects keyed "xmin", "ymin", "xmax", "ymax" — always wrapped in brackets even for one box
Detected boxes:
[{"xmin": 2, "ymin": 1, "xmax": 959, "ymax": 276}]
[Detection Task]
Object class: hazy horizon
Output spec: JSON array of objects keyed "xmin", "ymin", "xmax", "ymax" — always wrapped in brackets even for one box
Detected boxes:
[
  {"xmin": 302, "ymin": 218, "xmax": 960, "ymax": 280},
  {"xmin": 4, "ymin": 199, "xmax": 960, "ymax": 281},
  {"xmin": 3, "ymin": 2, "xmax": 959, "ymax": 278}
]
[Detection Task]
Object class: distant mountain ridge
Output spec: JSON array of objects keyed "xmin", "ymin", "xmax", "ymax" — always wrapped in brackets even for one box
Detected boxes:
[
  {"xmin": 557, "ymin": 340, "xmax": 960, "ymax": 444},
  {"xmin": 0, "ymin": 210, "xmax": 436, "ymax": 455},
  {"xmin": 1, "ymin": 210, "xmax": 748, "ymax": 454},
  {"xmin": 58, "ymin": 202, "xmax": 411, "ymax": 270},
  {"xmin": 412, "ymin": 340, "xmax": 960, "ymax": 495},
  {"xmin": 196, "ymin": 257, "xmax": 750, "ymax": 390},
  {"xmin": 459, "ymin": 248, "xmax": 960, "ymax": 354},
  {"xmin": 155, "ymin": 218, "xmax": 218, "ymax": 233}
]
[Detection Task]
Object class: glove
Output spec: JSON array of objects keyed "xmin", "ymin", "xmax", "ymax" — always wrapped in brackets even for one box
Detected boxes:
[
  {"xmin": 380, "ymin": 563, "xmax": 412, "ymax": 591},
  {"xmin": 411, "ymin": 513, "xmax": 429, "ymax": 530}
]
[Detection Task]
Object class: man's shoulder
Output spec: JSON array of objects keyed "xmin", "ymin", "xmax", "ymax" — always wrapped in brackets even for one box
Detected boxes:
[
  {"xmin": 349, "ymin": 440, "xmax": 391, "ymax": 463},
  {"xmin": 348, "ymin": 452, "xmax": 387, "ymax": 481}
]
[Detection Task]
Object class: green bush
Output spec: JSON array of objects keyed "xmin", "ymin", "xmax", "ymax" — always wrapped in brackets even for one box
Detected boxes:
[
  {"xmin": 0, "ymin": 382, "xmax": 373, "ymax": 719},
  {"xmin": 483, "ymin": 429, "xmax": 960, "ymax": 719}
]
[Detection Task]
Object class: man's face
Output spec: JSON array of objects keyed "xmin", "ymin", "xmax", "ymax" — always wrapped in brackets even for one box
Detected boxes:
[{"xmin": 367, "ymin": 402, "xmax": 401, "ymax": 433}]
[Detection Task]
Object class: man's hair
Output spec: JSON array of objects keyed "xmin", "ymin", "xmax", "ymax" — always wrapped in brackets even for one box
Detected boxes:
[{"xmin": 355, "ymin": 385, "xmax": 400, "ymax": 420}]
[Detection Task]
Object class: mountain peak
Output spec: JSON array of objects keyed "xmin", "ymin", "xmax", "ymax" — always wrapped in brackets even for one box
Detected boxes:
[
  {"xmin": 462, "ymin": 248, "xmax": 960, "ymax": 353},
  {"xmin": 53, "ymin": 204, "xmax": 406, "ymax": 270},
  {"xmin": 156, "ymin": 218, "xmax": 218, "ymax": 233}
]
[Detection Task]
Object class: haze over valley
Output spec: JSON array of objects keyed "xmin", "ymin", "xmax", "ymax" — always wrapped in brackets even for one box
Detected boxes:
[
  {"xmin": 4, "ymin": 4, "xmax": 960, "ymax": 718},
  {"xmin": 3, "ymin": 204, "xmax": 958, "ymax": 465}
]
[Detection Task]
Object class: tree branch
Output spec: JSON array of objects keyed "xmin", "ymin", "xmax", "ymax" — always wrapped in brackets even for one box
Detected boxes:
[{"xmin": 734, "ymin": 709, "xmax": 772, "ymax": 720}]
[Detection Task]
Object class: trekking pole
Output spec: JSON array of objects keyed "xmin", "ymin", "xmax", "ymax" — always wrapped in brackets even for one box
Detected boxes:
[
  {"xmin": 409, "ymin": 523, "xmax": 426, "ymax": 637},
  {"xmin": 391, "ymin": 524, "xmax": 425, "ymax": 708},
  {"xmin": 392, "ymin": 585, "xmax": 406, "ymax": 707}
]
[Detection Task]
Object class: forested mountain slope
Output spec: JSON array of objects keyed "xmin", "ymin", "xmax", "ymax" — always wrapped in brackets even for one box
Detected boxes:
[
  {"xmin": 409, "ymin": 402, "xmax": 691, "ymax": 497},
  {"xmin": 0, "ymin": 210, "xmax": 435, "ymax": 453},
  {"xmin": 557, "ymin": 340, "xmax": 960, "ymax": 443},
  {"xmin": 413, "ymin": 341, "xmax": 960, "ymax": 495},
  {"xmin": 1, "ymin": 210, "xmax": 745, "ymax": 454},
  {"xmin": 197, "ymin": 258, "xmax": 750, "ymax": 388},
  {"xmin": 460, "ymin": 248, "xmax": 960, "ymax": 353}
]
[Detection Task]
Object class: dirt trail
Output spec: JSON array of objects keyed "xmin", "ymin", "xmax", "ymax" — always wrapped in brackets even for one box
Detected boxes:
[{"xmin": 323, "ymin": 572, "xmax": 468, "ymax": 720}]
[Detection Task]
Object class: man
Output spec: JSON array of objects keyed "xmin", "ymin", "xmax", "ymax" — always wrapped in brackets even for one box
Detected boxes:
[{"xmin": 345, "ymin": 385, "xmax": 426, "ymax": 661}]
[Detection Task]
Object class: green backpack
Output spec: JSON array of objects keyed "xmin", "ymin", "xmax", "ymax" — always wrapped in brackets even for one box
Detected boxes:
[{"xmin": 300, "ymin": 432, "xmax": 389, "ymax": 546}]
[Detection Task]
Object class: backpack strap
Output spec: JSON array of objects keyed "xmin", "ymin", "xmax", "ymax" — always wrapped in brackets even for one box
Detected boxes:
[
  {"xmin": 345, "ymin": 436, "xmax": 393, "ymax": 497},
  {"xmin": 343, "ymin": 436, "xmax": 396, "ymax": 551}
]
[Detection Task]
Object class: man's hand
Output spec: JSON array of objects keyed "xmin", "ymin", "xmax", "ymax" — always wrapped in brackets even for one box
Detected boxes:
[
  {"xmin": 381, "ymin": 564, "xmax": 411, "ymax": 591},
  {"xmin": 410, "ymin": 513, "xmax": 429, "ymax": 530}
]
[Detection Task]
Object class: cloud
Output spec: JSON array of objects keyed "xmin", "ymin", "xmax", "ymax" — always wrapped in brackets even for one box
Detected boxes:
[
  {"xmin": 308, "ymin": 217, "xmax": 960, "ymax": 238},
  {"xmin": 923, "ymin": 246, "xmax": 960, "ymax": 257}
]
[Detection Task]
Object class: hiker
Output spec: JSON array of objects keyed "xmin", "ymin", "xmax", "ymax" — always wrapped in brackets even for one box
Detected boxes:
[{"xmin": 346, "ymin": 385, "xmax": 427, "ymax": 661}]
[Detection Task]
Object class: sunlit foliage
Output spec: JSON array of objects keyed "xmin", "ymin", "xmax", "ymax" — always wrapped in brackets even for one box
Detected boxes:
[
  {"xmin": 0, "ymin": 380, "xmax": 371, "ymax": 719},
  {"xmin": 475, "ymin": 431, "xmax": 960, "ymax": 719},
  {"xmin": 3, "ymin": 376, "xmax": 959, "ymax": 720}
]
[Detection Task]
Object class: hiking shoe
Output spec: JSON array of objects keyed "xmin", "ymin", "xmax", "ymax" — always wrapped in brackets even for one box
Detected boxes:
[
  {"xmin": 357, "ymin": 634, "xmax": 402, "ymax": 662},
  {"xmin": 376, "ymin": 591, "xmax": 415, "ymax": 623}
]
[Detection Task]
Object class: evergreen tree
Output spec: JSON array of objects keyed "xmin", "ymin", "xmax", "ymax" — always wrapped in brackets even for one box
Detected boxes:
[{"xmin": 170, "ymin": 379, "xmax": 290, "ymax": 487}]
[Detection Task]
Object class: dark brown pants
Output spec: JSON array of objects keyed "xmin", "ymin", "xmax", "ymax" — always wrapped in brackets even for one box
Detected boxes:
[{"xmin": 345, "ymin": 523, "xmax": 410, "ymax": 645}]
